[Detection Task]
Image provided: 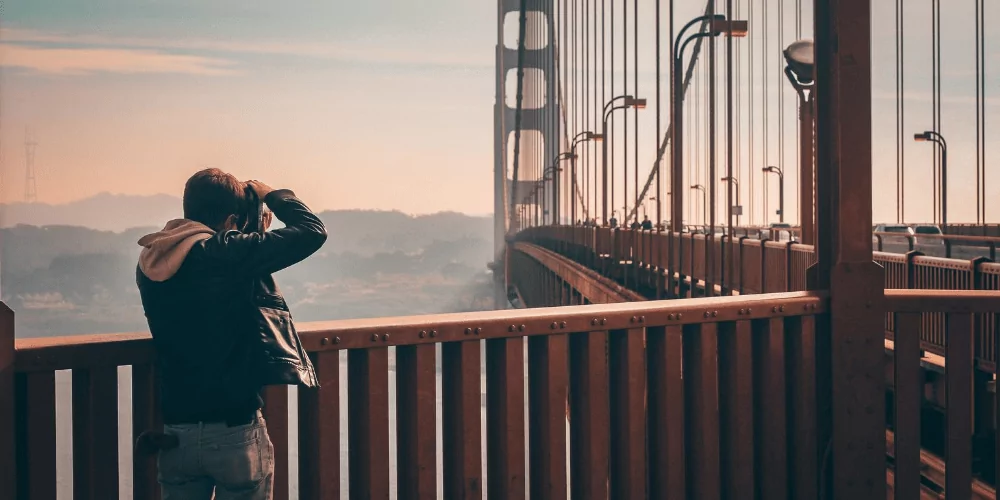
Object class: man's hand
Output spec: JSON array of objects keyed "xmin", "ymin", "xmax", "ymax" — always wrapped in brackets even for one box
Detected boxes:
[
  {"xmin": 246, "ymin": 180, "xmax": 275, "ymax": 200},
  {"xmin": 262, "ymin": 209, "xmax": 273, "ymax": 230}
]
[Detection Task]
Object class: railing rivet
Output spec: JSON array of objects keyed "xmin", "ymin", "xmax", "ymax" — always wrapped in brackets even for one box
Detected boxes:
[
  {"xmin": 321, "ymin": 337, "xmax": 329, "ymax": 346},
  {"xmin": 668, "ymin": 314, "xmax": 675, "ymax": 320},
  {"xmin": 334, "ymin": 337, "xmax": 341, "ymax": 344},
  {"xmin": 464, "ymin": 328, "xmax": 472, "ymax": 335},
  {"xmin": 383, "ymin": 333, "xmax": 390, "ymax": 342},
  {"xmin": 591, "ymin": 319, "xmax": 599, "ymax": 326},
  {"xmin": 430, "ymin": 330, "xmax": 438, "ymax": 338},
  {"xmin": 475, "ymin": 327, "xmax": 482, "ymax": 335},
  {"xmin": 704, "ymin": 312, "xmax": 711, "ymax": 318},
  {"xmin": 779, "ymin": 306, "xmax": 785, "ymax": 312},
  {"xmin": 371, "ymin": 334, "xmax": 379, "ymax": 342},
  {"xmin": 746, "ymin": 308, "xmax": 751, "ymax": 314},
  {"xmin": 676, "ymin": 314, "xmax": 682, "ymax": 320},
  {"xmin": 804, "ymin": 304, "xmax": 809, "ymax": 310},
  {"xmin": 419, "ymin": 331, "xmax": 427, "ymax": 338},
  {"xmin": 639, "ymin": 316, "xmax": 645, "ymax": 323},
  {"xmin": 551, "ymin": 322, "xmax": 559, "ymax": 329},
  {"xmin": 601, "ymin": 318, "xmax": 607, "ymax": 325},
  {"xmin": 509, "ymin": 325, "xmax": 516, "ymax": 332},
  {"xmin": 560, "ymin": 321, "xmax": 567, "ymax": 328},
  {"xmin": 630, "ymin": 316, "xmax": 637, "ymax": 323},
  {"xmin": 519, "ymin": 325, "xmax": 526, "ymax": 332},
  {"xmin": 712, "ymin": 311, "xmax": 718, "ymax": 318},
  {"xmin": 772, "ymin": 307, "xmax": 778, "ymax": 313}
]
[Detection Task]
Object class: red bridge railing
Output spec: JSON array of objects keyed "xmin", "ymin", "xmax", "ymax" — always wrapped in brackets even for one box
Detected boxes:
[
  {"xmin": 520, "ymin": 226, "xmax": 1000, "ymax": 372},
  {"xmin": 5, "ymin": 293, "xmax": 834, "ymax": 499}
]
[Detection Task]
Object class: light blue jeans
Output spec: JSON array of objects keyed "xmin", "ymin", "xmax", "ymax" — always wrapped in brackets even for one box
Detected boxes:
[{"xmin": 158, "ymin": 411, "xmax": 274, "ymax": 500}]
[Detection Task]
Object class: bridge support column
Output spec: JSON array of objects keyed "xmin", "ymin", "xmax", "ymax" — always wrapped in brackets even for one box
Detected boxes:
[{"xmin": 812, "ymin": 0, "xmax": 885, "ymax": 499}]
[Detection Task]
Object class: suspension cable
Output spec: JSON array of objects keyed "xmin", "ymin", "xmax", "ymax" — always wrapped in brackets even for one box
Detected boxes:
[{"xmin": 508, "ymin": 0, "xmax": 529, "ymax": 229}]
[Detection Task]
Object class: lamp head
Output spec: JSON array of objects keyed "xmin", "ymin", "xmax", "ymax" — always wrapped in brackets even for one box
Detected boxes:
[
  {"xmin": 625, "ymin": 96, "xmax": 647, "ymax": 109},
  {"xmin": 710, "ymin": 17, "xmax": 749, "ymax": 37},
  {"xmin": 590, "ymin": 132, "xmax": 605, "ymax": 141},
  {"xmin": 914, "ymin": 132, "xmax": 931, "ymax": 142},
  {"xmin": 784, "ymin": 39, "xmax": 814, "ymax": 84}
]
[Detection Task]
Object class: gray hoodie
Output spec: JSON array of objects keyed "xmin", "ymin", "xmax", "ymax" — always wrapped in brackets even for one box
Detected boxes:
[{"xmin": 137, "ymin": 219, "xmax": 215, "ymax": 282}]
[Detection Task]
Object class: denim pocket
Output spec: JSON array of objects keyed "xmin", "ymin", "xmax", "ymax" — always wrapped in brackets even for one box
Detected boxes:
[{"xmin": 205, "ymin": 425, "xmax": 266, "ymax": 492}]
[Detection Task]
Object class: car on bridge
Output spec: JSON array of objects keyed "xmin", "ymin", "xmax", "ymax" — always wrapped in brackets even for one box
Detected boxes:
[
  {"xmin": 874, "ymin": 223, "xmax": 915, "ymax": 252},
  {"xmin": 912, "ymin": 224, "xmax": 945, "ymax": 248}
]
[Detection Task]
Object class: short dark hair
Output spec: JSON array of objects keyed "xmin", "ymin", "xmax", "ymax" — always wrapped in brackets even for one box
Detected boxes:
[{"xmin": 183, "ymin": 168, "xmax": 244, "ymax": 229}]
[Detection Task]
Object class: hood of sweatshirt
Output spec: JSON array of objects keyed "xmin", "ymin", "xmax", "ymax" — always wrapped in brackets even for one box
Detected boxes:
[{"xmin": 137, "ymin": 219, "xmax": 215, "ymax": 282}]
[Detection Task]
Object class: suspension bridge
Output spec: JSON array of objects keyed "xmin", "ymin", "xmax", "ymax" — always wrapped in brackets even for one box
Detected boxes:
[{"xmin": 2, "ymin": 0, "xmax": 999, "ymax": 498}]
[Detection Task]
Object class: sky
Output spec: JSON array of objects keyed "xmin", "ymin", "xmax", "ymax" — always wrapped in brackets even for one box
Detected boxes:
[
  {"xmin": 0, "ymin": 0, "xmax": 497, "ymax": 215},
  {"xmin": 2, "ymin": 0, "xmax": 999, "ymax": 223}
]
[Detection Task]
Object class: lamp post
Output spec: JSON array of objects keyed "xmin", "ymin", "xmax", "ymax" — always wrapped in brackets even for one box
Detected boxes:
[
  {"xmin": 672, "ymin": 15, "xmax": 748, "ymax": 234},
  {"xmin": 763, "ymin": 166, "xmax": 785, "ymax": 223},
  {"xmin": 721, "ymin": 176, "xmax": 741, "ymax": 226},
  {"xmin": 784, "ymin": 39, "xmax": 816, "ymax": 244},
  {"xmin": 569, "ymin": 132, "xmax": 603, "ymax": 226},
  {"xmin": 551, "ymin": 151, "xmax": 578, "ymax": 225},
  {"xmin": 690, "ymin": 184, "xmax": 707, "ymax": 227},
  {"xmin": 601, "ymin": 95, "xmax": 646, "ymax": 225},
  {"xmin": 539, "ymin": 165, "xmax": 562, "ymax": 225},
  {"xmin": 914, "ymin": 131, "xmax": 948, "ymax": 230}
]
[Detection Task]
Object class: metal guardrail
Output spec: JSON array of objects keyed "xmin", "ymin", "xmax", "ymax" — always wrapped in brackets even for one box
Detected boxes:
[
  {"xmin": 520, "ymin": 226, "xmax": 1000, "ymax": 372},
  {"xmin": 4, "ymin": 292, "xmax": 830, "ymax": 499}
]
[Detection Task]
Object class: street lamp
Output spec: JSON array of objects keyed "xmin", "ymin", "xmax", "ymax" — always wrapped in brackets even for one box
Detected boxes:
[
  {"xmin": 672, "ymin": 15, "xmax": 748, "ymax": 234},
  {"xmin": 690, "ymin": 184, "xmax": 707, "ymax": 227},
  {"xmin": 569, "ymin": 131, "xmax": 603, "ymax": 226},
  {"xmin": 602, "ymin": 96, "xmax": 646, "ymax": 225},
  {"xmin": 721, "ymin": 176, "xmax": 741, "ymax": 226},
  {"xmin": 762, "ymin": 166, "xmax": 785, "ymax": 223},
  {"xmin": 550, "ymin": 152, "xmax": 577, "ymax": 225},
  {"xmin": 783, "ymin": 39, "xmax": 816, "ymax": 244},
  {"xmin": 914, "ymin": 131, "xmax": 948, "ymax": 230}
]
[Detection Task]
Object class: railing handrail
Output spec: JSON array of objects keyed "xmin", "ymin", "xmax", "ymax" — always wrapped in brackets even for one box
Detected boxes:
[
  {"xmin": 884, "ymin": 289, "xmax": 1000, "ymax": 313},
  {"xmin": 14, "ymin": 291, "xmax": 828, "ymax": 373}
]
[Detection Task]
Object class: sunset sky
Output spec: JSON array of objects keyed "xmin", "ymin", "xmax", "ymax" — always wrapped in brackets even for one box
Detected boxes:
[{"xmin": 2, "ymin": 0, "xmax": 998, "ymax": 223}]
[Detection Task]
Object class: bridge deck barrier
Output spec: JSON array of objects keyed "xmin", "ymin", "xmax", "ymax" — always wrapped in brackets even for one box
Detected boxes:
[
  {"xmin": 521, "ymin": 226, "xmax": 1000, "ymax": 373},
  {"xmin": 5, "ymin": 292, "xmax": 844, "ymax": 499}
]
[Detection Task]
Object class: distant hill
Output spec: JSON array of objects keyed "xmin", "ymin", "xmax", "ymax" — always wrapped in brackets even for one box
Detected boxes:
[{"xmin": 0, "ymin": 193, "xmax": 182, "ymax": 231}]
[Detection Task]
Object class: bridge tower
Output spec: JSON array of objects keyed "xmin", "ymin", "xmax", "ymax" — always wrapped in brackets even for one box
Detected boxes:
[{"xmin": 493, "ymin": 0, "xmax": 559, "ymax": 306}]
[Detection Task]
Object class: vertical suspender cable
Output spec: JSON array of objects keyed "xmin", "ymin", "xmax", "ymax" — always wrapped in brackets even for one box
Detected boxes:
[
  {"xmin": 656, "ymin": 0, "xmax": 662, "ymax": 226},
  {"xmin": 622, "ymin": 0, "xmax": 628, "ymax": 223},
  {"xmin": 896, "ymin": 0, "xmax": 902, "ymax": 223},
  {"xmin": 981, "ymin": 0, "xmax": 987, "ymax": 224},
  {"xmin": 611, "ymin": 0, "xmax": 615, "ymax": 223},
  {"xmin": 975, "ymin": 0, "xmax": 982, "ymax": 224},
  {"xmin": 748, "ymin": 0, "xmax": 755, "ymax": 225},
  {"xmin": 709, "ymin": 0, "xmax": 717, "ymax": 234},
  {"xmin": 633, "ymin": 0, "xmax": 639, "ymax": 225},
  {"xmin": 778, "ymin": 0, "xmax": 785, "ymax": 225},
  {"xmin": 762, "ymin": 0, "xmax": 769, "ymax": 224}
]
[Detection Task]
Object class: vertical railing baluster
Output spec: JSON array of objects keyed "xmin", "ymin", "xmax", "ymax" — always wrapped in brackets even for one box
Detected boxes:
[
  {"xmin": 348, "ymin": 347, "xmax": 390, "ymax": 500},
  {"xmin": 397, "ymin": 343, "xmax": 438, "ymax": 499},
  {"xmin": 945, "ymin": 312, "xmax": 973, "ymax": 500},
  {"xmin": 683, "ymin": 323, "xmax": 721, "ymax": 500},
  {"xmin": 528, "ymin": 335, "xmax": 568, "ymax": 500},
  {"xmin": 785, "ymin": 316, "xmax": 818, "ymax": 499},
  {"xmin": 569, "ymin": 331, "xmax": 610, "ymax": 500},
  {"xmin": 442, "ymin": 340, "xmax": 483, "ymax": 499},
  {"xmin": 0, "ymin": 305, "xmax": 14, "ymax": 500},
  {"xmin": 15, "ymin": 371, "xmax": 57, "ymax": 500},
  {"xmin": 263, "ymin": 384, "xmax": 290, "ymax": 500},
  {"xmin": 72, "ymin": 366, "xmax": 120, "ymax": 500},
  {"xmin": 609, "ymin": 328, "xmax": 646, "ymax": 498},
  {"xmin": 298, "ymin": 350, "xmax": 341, "ymax": 500},
  {"xmin": 486, "ymin": 337, "xmax": 525, "ymax": 500},
  {"xmin": 893, "ymin": 313, "xmax": 922, "ymax": 500},
  {"xmin": 752, "ymin": 318, "xmax": 787, "ymax": 500},
  {"xmin": 718, "ymin": 321, "xmax": 753, "ymax": 499},
  {"xmin": 132, "ymin": 363, "xmax": 161, "ymax": 500}
]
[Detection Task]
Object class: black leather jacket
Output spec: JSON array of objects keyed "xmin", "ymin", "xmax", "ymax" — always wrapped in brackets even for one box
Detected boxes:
[{"xmin": 136, "ymin": 189, "xmax": 326, "ymax": 424}]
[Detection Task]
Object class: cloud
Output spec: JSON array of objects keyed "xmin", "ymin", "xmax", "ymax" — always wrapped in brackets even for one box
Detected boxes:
[
  {"xmin": 0, "ymin": 27, "xmax": 490, "ymax": 70},
  {"xmin": 0, "ymin": 43, "xmax": 238, "ymax": 76}
]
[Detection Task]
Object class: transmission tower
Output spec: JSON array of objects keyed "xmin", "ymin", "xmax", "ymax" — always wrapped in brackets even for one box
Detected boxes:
[{"xmin": 24, "ymin": 127, "xmax": 37, "ymax": 203}]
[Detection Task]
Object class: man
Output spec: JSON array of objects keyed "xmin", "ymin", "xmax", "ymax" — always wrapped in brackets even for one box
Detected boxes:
[
  {"xmin": 641, "ymin": 215, "xmax": 653, "ymax": 231},
  {"xmin": 136, "ymin": 168, "xmax": 327, "ymax": 499}
]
